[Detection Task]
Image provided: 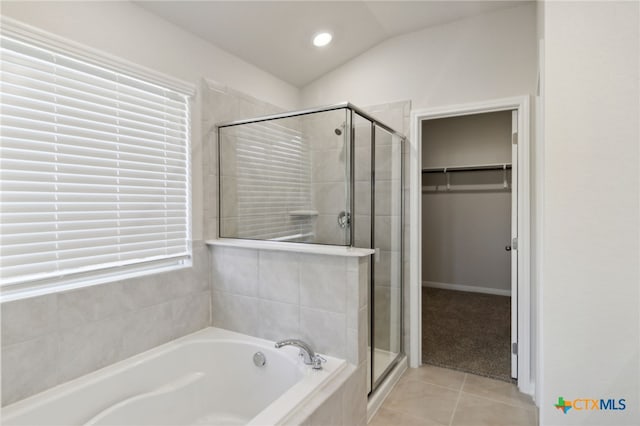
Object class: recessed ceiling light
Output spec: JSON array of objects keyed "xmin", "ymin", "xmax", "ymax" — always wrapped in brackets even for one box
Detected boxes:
[{"xmin": 313, "ymin": 32, "xmax": 332, "ymax": 47}]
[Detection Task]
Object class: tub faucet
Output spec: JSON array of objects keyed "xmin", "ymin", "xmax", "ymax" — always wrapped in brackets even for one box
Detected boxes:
[{"xmin": 274, "ymin": 339, "xmax": 325, "ymax": 370}]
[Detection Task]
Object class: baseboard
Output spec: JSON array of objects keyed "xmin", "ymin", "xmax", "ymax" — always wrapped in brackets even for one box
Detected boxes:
[{"xmin": 422, "ymin": 281, "xmax": 511, "ymax": 297}]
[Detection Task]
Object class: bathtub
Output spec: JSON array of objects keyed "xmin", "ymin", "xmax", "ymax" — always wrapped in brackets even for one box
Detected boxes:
[{"xmin": 2, "ymin": 327, "xmax": 347, "ymax": 425}]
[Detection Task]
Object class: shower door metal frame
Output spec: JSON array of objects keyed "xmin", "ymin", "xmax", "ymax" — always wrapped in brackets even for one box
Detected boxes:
[
  {"xmin": 370, "ymin": 127, "xmax": 406, "ymax": 395},
  {"xmin": 216, "ymin": 102, "xmax": 404, "ymax": 138}
]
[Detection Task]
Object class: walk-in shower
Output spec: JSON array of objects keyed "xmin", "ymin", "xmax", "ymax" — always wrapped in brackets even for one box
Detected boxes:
[{"xmin": 217, "ymin": 102, "xmax": 404, "ymax": 394}]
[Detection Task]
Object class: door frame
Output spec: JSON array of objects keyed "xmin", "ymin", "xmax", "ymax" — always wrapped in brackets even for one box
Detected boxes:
[{"xmin": 408, "ymin": 96, "xmax": 533, "ymax": 395}]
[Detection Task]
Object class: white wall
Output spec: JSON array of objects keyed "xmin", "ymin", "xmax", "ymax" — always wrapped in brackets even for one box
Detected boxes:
[
  {"xmin": 422, "ymin": 112, "xmax": 513, "ymax": 294},
  {"xmin": 421, "ymin": 112, "xmax": 513, "ymax": 167},
  {"xmin": 301, "ymin": 3, "xmax": 537, "ymax": 110},
  {"xmin": 0, "ymin": 1, "xmax": 299, "ymax": 109},
  {"xmin": 1, "ymin": 0, "xmax": 299, "ymax": 241},
  {"xmin": 540, "ymin": 1, "xmax": 639, "ymax": 425}
]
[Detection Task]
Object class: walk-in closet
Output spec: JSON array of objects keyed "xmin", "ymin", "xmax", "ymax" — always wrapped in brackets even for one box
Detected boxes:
[{"xmin": 421, "ymin": 110, "xmax": 516, "ymax": 381}]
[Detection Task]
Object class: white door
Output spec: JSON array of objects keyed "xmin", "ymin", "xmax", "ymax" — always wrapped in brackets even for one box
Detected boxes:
[{"xmin": 510, "ymin": 110, "xmax": 519, "ymax": 379}]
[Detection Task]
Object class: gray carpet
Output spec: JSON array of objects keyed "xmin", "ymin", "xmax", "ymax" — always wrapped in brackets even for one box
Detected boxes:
[{"xmin": 422, "ymin": 287, "xmax": 513, "ymax": 382}]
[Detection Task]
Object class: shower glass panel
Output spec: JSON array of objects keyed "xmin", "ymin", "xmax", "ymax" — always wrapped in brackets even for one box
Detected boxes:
[
  {"xmin": 371, "ymin": 125, "xmax": 403, "ymax": 389},
  {"xmin": 218, "ymin": 109, "xmax": 351, "ymax": 245}
]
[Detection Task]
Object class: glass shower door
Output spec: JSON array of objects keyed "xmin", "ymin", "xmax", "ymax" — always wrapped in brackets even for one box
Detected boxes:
[{"xmin": 371, "ymin": 125, "xmax": 403, "ymax": 389}]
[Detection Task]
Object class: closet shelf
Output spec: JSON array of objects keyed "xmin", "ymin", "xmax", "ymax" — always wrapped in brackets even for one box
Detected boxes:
[{"xmin": 422, "ymin": 163, "xmax": 512, "ymax": 173}]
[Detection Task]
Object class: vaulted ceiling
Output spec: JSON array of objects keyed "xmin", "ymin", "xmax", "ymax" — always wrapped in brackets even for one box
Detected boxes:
[{"xmin": 136, "ymin": 1, "xmax": 527, "ymax": 87}]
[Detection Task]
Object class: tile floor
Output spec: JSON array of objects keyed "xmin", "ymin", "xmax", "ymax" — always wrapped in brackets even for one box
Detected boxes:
[{"xmin": 369, "ymin": 365, "xmax": 537, "ymax": 426}]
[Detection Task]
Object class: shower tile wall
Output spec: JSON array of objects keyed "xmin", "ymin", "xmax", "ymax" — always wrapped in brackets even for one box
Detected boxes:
[
  {"xmin": 373, "ymin": 130, "xmax": 403, "ymax": 354},
  {"xmin": 353, "ymin": 115, "xmax": 372, "ymax": 249},
  {"xmin": 1, "ymin": 242, "xmax": 210, "ymax": 406},
  {"xmin": 303, "ymin": 111, "xmax": 349, "ymax": 245}
]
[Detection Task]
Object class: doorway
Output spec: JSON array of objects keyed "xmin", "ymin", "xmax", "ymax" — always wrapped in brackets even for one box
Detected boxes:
[
  {"xmin": 408, "ymin": 97, "xmax": 532, "ymax": 394},
  {"xmin": 421, "ymin": 111, "xmax": 516, "ymax": 381}
]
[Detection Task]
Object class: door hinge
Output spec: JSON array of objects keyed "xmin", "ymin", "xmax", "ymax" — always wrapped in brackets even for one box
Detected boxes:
[
  {"xmin": 512, "ymin": 342, "xmax": 518, "ymax": 355},
  {"xmin": 511, "ymin": 237, "xmax": 518, "ymax": 250}
]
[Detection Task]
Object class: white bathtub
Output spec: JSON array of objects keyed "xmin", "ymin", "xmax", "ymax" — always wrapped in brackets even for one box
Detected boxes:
[{"xmin": 2, "ymin": 327, "xmax": 347, "ymax": 425}]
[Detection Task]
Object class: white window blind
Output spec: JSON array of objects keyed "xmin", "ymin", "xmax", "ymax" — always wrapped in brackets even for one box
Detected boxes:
[{"xmin": 0, "ymin": 34, "xmax": 191, "ymax": 289}]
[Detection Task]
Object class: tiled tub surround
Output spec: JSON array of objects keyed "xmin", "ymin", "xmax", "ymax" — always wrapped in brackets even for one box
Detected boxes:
[
  {"xmin": 208, "ymin": 242, "xmax": 370, "ymax": 425},
  {"xmin": 209, "ymin": 244, "xmax": 368, "ymax": 365},
  {"xmin": 1, "ymin": 242, "xmax": 210, "ymax": 406}
]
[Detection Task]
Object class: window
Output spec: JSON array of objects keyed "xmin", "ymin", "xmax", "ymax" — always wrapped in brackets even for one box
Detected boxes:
[{"xmin": 0, "ymin": 21, "xmax": 192, "ymax": 295}]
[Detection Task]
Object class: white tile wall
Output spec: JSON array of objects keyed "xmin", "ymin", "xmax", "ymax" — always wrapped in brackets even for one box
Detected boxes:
[
  {"xmin": 297, "ymin": 346, "xmax": 368, "ymax": 426},
  {"xmin": 1, "ymin": 334, "xmax": 59, "ymax": 406},
  {"xmin": 1, "ymin": 294, "xmax": 57, "ymax": 346},
  {"xmin": 212, "ymin": 247, "xmax": 259, "ymax": 297},
  {"xmin": 58, "ymin": 314, "xmax": 126, "ymax": 383},
  {"xmin": 299, "ymin": 255, "xmax": 347, "ymax": 313},
  {"xmin": 211, "ymin": 290, "xmax": 259, "ymax": 335},
  {"xmin": 305, "ymin": 110, "xmax": 351, "ymax": 246},
  {"xmin": 299, "ymin": 307, "xmax": 347, "ymax": 358},
  {"xmin": 209, "ymin": 245, "xmax": 368, "ymax": 366},
  {"xmin": 57, "ymin": 282, "xmax": 130, "ymax": 330},
  {"xmin": 258, "ymin": 250, "xmax": 300, "ymax": 304},
  {"xmin": 258, "ymin": 299, "xmax": 300, "ymax": 341}
]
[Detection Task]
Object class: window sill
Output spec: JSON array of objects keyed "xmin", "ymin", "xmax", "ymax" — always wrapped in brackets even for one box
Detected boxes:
[{"xmin": 0, "ymin": 257, "xmax": 191, "ymax": 303}]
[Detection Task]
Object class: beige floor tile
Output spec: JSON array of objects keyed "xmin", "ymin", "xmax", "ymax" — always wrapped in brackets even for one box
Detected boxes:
[
  {"xmin": 451, "ymin": 394, "xmax": 536, "ymax": 426},
  {"xmin": 462, "ymin": 374, "xmax": 534, "ymax": 408},
  {"xmin": 400, "ymin": 365, "xmax": 466, "ymax": 391},
  {"xmin": 383, "ymin": 379, "xmax": 459, "ymax": 425},
  {"xmin": 369, "ymin": 407, "xmax": 446, "ymax": 426}
]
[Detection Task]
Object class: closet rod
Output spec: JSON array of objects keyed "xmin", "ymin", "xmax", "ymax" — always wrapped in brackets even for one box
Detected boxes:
[{"xmin": 422, "ymin": 163, "xmax": 512, "ymax": 173}]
